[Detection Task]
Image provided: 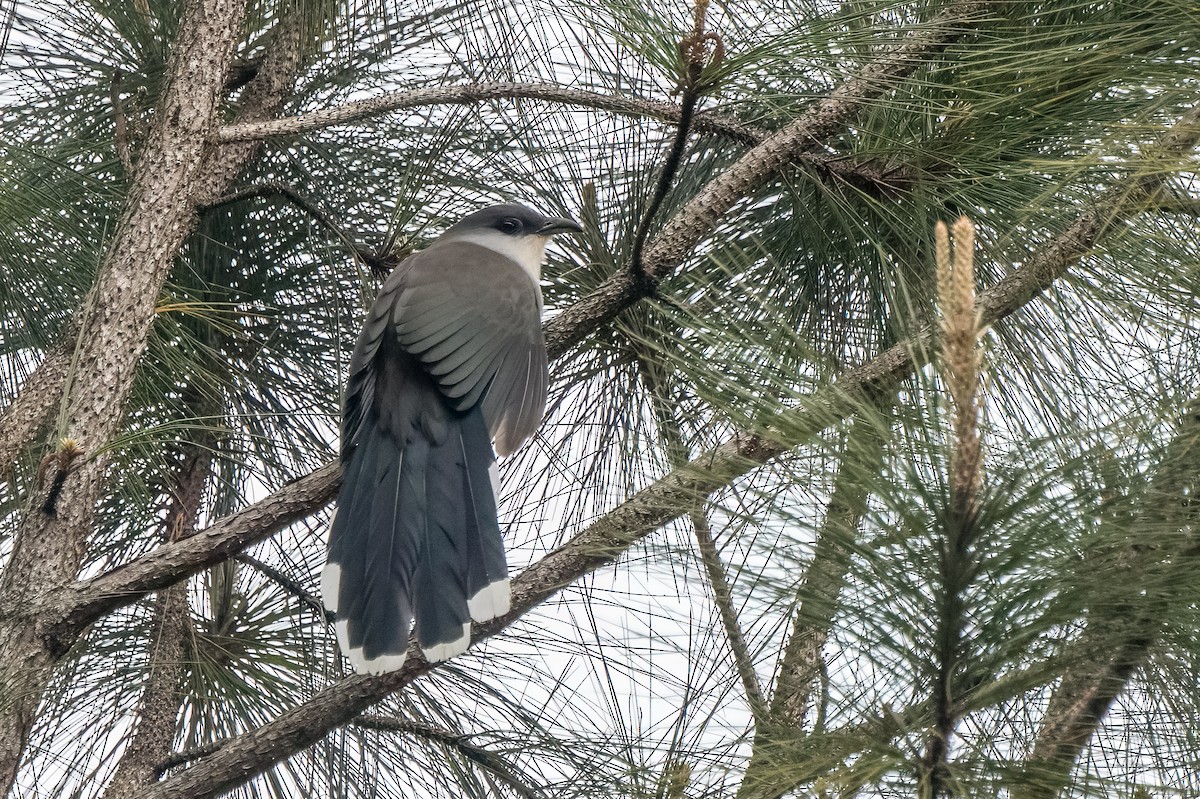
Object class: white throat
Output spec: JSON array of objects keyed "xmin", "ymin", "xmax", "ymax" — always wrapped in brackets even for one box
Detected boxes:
[{"xmin": 450, "ymin": 230, "xmax": 548, "ymax": 286}]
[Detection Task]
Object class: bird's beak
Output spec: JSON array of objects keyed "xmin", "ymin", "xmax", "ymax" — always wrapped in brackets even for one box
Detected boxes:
[{"xmin": 536, "ymin": 217, "xmax": 584, "ymax": 236}]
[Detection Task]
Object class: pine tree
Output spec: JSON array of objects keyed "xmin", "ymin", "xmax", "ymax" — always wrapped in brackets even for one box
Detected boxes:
[{"xmin": 1, "ymin": 1, "xmax": 1198, "ymax": 797}]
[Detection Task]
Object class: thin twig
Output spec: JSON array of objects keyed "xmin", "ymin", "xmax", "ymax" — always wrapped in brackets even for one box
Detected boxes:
[
  {"xmin": 633, "ymin": 345, "xmax": 768, "ymax": 725},
  {"xmin": 355, "ymin": 715, "xmax": 545, "ymax": 799},
  {"xmin": 216, "ymin": 81, "xmax": 764, "ymax": 145},
  {"xmin": 199, "ymin": 181, "xmax": 382, "ymax": 269},
  {"xmin": 234, "ymin": 552, "xmax": 331, "ymax": 623},
  {"xmin": 628, "ymin": 2, "xmax": 723, "ymax": 290}
]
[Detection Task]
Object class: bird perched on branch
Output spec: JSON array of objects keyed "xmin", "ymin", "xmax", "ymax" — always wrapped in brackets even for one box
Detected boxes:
[{"xmin": 322, "ymin": 203, "xmax": 582, "ymax": 674}]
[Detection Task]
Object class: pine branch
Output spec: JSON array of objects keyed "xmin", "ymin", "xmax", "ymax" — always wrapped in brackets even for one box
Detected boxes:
[
  {"xmin": 1016, "ymin": 402, "xmax": 1200, "ymax": 799},
  {"xmin": 214, "ymin": 82, "xmax": 913, "ymax": 197},
  {"xmin": 234, "ymin": 553, "xmax": 331, "ymax": 623},
  {"xmin": 215, "ymin": 81, "xmax": 766, "ymax": 145},
  {"xmin": 737, "ymin": 397, "xmax": 892, "ymax": 799},
  {"xmin": 54, "ymin": 461, "xmax": 340, "ymax": 638},
  {"xmin": 354, "ymin": 715, "xmax": 545, "ymax": 799},
  {"xmin": 543, "ymin": 0, "xmax": 991, "ymax": 359}
]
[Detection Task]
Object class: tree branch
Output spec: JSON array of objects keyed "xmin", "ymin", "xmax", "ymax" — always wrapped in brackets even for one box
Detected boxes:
[
  {"xmin": 216, "ymin": 81, "xmax": 766, "ymax": 145},
  {"xmin": 543, "ymin": 0, "xmax": 990, "ymax": 359},
  {"xmin": 213, "ymin": 80, "xmax": 915, "ymax": 198},
  {"xmin": 198, "ymin": 181, "xmax": 378, "ymax": 268},
  {"xmin": 354, "ymin": 715, "xmax": 545, "ymax": 799},
  {"xmin": 1015, "ymin": 402, "xmax": 1200, "ymax": 799},
  {"xmin": 737, "ymin": 397, "xmax": 892, "ymax": 799},
  {"xmin": 125, "ymin": 98, "xmax": 1200, "ymax": 799},
  {"xmin": 634, "ymin": 341, "xmax": 768, "ymax": 725},
  {"xmin": 0, "ymin": 336, "xmax": 73, "ymax": 481},
  {"xmin": 234, "ymin": 552, "xmax": 332, "ymax": 623},
  {"xmin": 54, "ymin": 462, "xmax": 340, "ymax": 638}
]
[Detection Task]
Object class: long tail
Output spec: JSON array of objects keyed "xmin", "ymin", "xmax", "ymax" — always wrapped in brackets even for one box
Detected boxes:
[{"xmin": 322, "ymin": 407, "xmax": 509, "ymax": 674}]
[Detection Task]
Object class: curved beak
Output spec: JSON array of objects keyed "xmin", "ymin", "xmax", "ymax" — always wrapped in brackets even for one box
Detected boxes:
[{"xmin": 536, "ymin": 217, "xmax": 584, "ymax": 236}]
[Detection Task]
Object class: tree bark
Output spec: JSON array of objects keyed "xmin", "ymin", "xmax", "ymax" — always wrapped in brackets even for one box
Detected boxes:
[
  {"xmin": 104, "ymin": 442, "xmax": 212, "ymax": 799},
  {"xmin": 0, "ymin": 0, "xmax": 249, "ymax": 789},
  {"xmin": 0, "ymin": 338, "xmax": 72, "ymax": 480}
]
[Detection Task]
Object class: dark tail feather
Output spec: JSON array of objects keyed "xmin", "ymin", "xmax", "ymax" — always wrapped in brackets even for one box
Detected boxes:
[
  {"xmin": 416, "ymin": 427, "xmax": 471, "ymax": 659},
  {"xmin": 323, "ymin": 406, "xmax": 510, "ymax": 672},
  {"xmin": 414, "ymin": 405, "xmax": 509, "ymax": 659},
  {"xmin": 458, "ymin": 407, "xmax": 510, "ymax": 622},
  {"xmin": 323, "ymin": 417, "xmax": 421, "ymax": 674}
]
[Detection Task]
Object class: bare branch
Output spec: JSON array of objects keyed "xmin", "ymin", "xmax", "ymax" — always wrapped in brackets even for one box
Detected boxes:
[
  {"xmin": 216, "ymin": 81, "xmax": 766, "ymax": 145},
  {"xmin": 354, "ymin": 716, "xmax": 545, "ymax": 799},
  {"xmin": 628, "ymin": 7, "xmax": 721, "ymax": 291},
  {"xmin": 54, "ymin": 462, "xmax": 340, "ymax": 638}
]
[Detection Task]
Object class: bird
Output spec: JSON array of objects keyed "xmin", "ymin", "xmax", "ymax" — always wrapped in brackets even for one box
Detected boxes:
[{"xmin": 322, "ymin": 203, "xmax": 582, "ymax": 674}]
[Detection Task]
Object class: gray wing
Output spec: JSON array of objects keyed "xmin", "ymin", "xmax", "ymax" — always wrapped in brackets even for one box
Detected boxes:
[
  {"xmin": 390, "ymin": 241, "xmax": 547, "ymax": 457},
  {"xmin": 341, "ymin": 260, "xmax": 413, "ymax": 459}
]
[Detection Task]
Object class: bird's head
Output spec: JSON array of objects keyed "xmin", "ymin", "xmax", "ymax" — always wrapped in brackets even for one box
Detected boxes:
[{"xmin": 439, "ymin": 203, "xmax": 583, "ymax": 283}]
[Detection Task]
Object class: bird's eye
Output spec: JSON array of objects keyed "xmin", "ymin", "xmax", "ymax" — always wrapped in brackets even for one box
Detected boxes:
[{"xmin": 499, "ymin": 218, "xmax": 521, "ymax": 234}]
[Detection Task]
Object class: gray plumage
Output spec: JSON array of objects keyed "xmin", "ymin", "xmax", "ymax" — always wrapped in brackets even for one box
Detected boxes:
[{"xmin": 322, "ymin": 203, "xmax": 580, "ymax": 673}]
